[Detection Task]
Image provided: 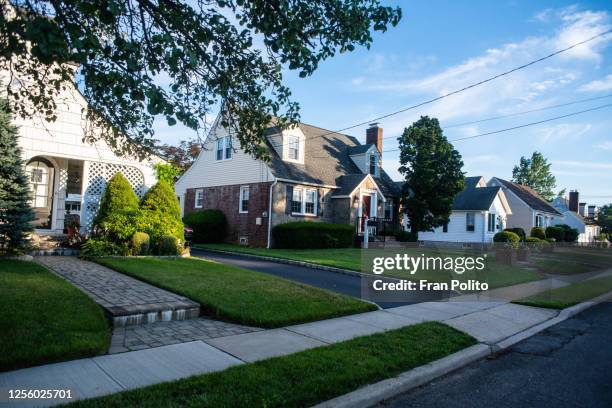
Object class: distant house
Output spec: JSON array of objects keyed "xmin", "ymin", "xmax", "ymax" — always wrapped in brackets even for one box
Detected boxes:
[
  {"xmin": 552, "ymin": 191, "xmax": 601, "ymax": 242},
  {"xmin": 487, "ymin": 177, "xmax": 561, "ymax": 232},
  {"xmin": 174, "ymin": 115, "xmax": 400, "ymax": 247},
  {"xmin": 1, "ymin": 67, "xmax": 161, "ymax": 237},
  {"xmin": 417, "ymin": 176, "xmax": 512, "ymax": 243}
]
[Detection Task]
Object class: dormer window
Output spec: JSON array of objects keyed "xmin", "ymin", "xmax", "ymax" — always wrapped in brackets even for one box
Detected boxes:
[
  {"xmin": 288, "ymin": 135, "xmax": 300, "ymax": 160},
  {"xmin": 369, "ymin": 154, "xmax": 377, "ymax": 176}
]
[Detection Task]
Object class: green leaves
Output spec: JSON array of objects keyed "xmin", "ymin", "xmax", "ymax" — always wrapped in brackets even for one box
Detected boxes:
[{"xmin": 511, "ymin": 151, "xmax": 556, "ymax": 201}]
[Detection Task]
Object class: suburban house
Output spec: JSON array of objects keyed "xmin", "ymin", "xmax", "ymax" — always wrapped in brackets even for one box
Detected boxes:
[
  {"xmin": 487, "ymin": 177, "xmax": 561, "ymax": 232},
  {"xmin": 1, "ymin": 67, "xmax": 160, "ymax": 238},
  {"xmin": 552, "ymin": 191, "xmax": 601, "ymax": 243},
  {"xmin": 174, "ymin": 115, "xmax": 400, "ymax": 247},
  {"xmin": 417, "ymin": 176, "xmax": 512, "ymax": 244}
]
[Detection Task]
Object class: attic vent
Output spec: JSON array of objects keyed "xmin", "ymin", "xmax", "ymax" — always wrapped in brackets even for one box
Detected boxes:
[{"xmin": 239, "ymin": 236, "xmax": 249, "ymax": 246}]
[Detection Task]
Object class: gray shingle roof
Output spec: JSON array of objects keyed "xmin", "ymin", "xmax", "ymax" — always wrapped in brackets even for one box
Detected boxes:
[
  {"xmin": 346, "ymin": 144, "xmax": 374, "ymax": 155},
  {"xmin": 333, "ymin": 174, "xmax": 369, "ymax": 196},
  {"xmin": 453, "ymin": 187, "xmax": 501, "ymax": 211},
  {"xmin": 464, "ymin": 176, "xmax": 484, "ymax": 189},
  {"xmin": 494, "ymin": 178, "xmax": 561, "ymax": 215},
  {"xmin": 264, "ymin": 123, "xmax": 400, "ymax": 197}
]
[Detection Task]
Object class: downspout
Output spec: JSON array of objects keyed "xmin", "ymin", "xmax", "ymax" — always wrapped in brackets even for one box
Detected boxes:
[{"xmin": 267, "ymin": 178, "xmax": 278, "ymax": 249}]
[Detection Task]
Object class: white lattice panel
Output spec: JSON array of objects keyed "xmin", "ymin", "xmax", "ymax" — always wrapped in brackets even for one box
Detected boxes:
[{"xmin": 81, "ymin": 162, "xmax": 145, "ymax": 232}]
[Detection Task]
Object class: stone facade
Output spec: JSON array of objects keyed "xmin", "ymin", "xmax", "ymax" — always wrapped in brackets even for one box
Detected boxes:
[{"xmin": 185, "ymin": 182, "xmax": 272, "ymax": 247}]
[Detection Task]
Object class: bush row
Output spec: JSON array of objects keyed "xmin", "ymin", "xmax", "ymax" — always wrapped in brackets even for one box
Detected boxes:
[
  {"xmin": 183, "ymin": 209, "xmax": 227, "ymax": 243},
  {"xmin": 499, "ymin": 224, "xmax": 580, "ymax": 244},
  {"xmin": 272, "ymin": 221, "xmax": 354, "ymax": 249}
]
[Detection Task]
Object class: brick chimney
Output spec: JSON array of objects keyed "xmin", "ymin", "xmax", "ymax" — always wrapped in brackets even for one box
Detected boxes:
[
  {"xmin": 366, "ymin": 123, "xmax": 383, "ymax": 153},
  {"xmin": 588, "ymin": 205, "xmax": 596, "ymax": 217},
  {"xmin": 579, "ymin": 202, "xmax": 586, "ymax": 216},
  {"xmin": 569, "ymin": 190, "xmax": 579, "ymax": 213}
]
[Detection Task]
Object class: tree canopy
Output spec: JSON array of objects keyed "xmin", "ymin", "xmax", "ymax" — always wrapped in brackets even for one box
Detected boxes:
[
  {"xmin": 511, "ymin": 151, "xmax": 556, "ymax": 201},
  {"xmin": 598, "ymin": 204, "xmax": 612, "ymax": 234},
  {"xmin": 1, "ymin": 1, "xmax": 401, "ymax": 159},
  {"xmin": 398, "ymin": 116, "xmax": 465, "ymax": 234}
]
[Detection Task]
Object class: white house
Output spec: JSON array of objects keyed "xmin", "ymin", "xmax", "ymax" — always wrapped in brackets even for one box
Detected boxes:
[
  {"xmin": 1, "ymin": 69, "xmax": 161, "ymax": 237},
  {"xmin": 552, "ymin": 193, "xmax": 601, "ymax": 243},
  {"xmin": 418, "ymin": 176, "xmax": 512, "ymax": 243},
  {"xmin": 488, "ymin": 177, "xmax": 561, "ymax": 232}
]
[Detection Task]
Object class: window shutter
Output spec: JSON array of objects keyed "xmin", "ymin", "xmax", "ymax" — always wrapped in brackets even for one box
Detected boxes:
[
  {"xmin": 285, "ymin": 185, "xmax": 293, "ymax": 214},
  {"xmin": 317, "ymin": 189, "xmax": 323, "ymax": 216}
]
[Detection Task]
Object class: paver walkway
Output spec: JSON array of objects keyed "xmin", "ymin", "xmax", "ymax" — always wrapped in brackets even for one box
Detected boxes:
[{"xmin": 35, "ymin": 257, "xmax": 200, "ymax": 326}]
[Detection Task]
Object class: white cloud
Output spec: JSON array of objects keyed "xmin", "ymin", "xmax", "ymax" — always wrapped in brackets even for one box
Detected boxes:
[
  {"xmin": 532, "ymin": 9, "xmax": 553, "ymax": 23},
  {"xmin": 579, "ymin": 74, "xmax": 612, "ymax": 92},
  {"xmin": 594, "ymin": 141, "xmax": 612, "ymax": 150},
  {"xmin": 537, "ymin": 123, "xmax": 592, "ymax": 144}
]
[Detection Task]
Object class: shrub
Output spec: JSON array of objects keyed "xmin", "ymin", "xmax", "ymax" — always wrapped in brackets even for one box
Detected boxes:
[
  {"xmin": 131, "ymin": 232, "xmax": 150, "ymax": 255},
  {"xmin": 525, "ymin": 237, "xmax": 542, "ymax": 243},
  {"xmin": 158, "ymin": 234, "xmax": 180, "ymax": 255},
  {"xmin": 154, "ymin": 163, "xmax": 182, "ymax": 184},
  {"xmin": 396, "ymin": 231, "xmax": 418, "ymax": 242},
  {"xmin": 95, "ymin": 210, "xmax": 138, "ymax": 243},
  {"xmin": 493, "ymin": 231, "xmax": 520, "ymax": 248},
  {"xmin": 557, "ymin": 224, "xmax": 579, "ymax": 242},
  {"xmin": 545, "ymin": 226, "xmax": 565, "ymax": 242},
  {"xmin": 504, "ymin": 227, "xmax": 526, "ymax": 241},
  {"xmin": 530, "ymin": 227, "xmax": 546, "ymax": 239},
  {"xmin": 94, "ymin": 173, "xmax": 139, "ymax": 226},
  {"xmin": 80, "ymin": 239, "xmax": 128, "ymax": 259},
  {"xmin": 183, "ymin": 209, "xmax": 227, "ymax": 243},
  {"xmin": 137, "ymin": 181, "xmax": 184, "ymax": 242},
  {"xmin": 545, "ymin": 237, "xmax": 556, "ymax": 243},
  {"xmin": 272, "ymin": 222, "xmax": 354, "ymax": 249}
]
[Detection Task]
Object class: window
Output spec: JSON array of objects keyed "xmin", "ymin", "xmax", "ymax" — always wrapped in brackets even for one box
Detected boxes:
[
  {"xmin": 443, "ymin": 222, "xmax": 448, "ymax": 233},
  {"xmin": 305, "ymin": 189, "xmax": 316, "ymax": 215},
  {"xmin": 291, "ymin": 188, "xmax": 302, "ymax": 213},
  {"xmin": 384, "ymin": 201, "xmax": 393, "ymax": 220},
  {"xmin": 288, "ymin": 135, "xmax": 300, "ymax": 160},
  {"xmin": 466, "ymin": 213, "xmax": 475, "ymax": 232},
  {"xmin": 216, "ymin": 137, "xmax": 232, "ymax": 160},
  {"xmin": 488, "ymin": 213, "xmax": 496, "ymax": 233},
  {"xmin": 239, "ymin": 186, "xmax": 249, "ymax": 213},
  {"xmin": 535, "ymin": 214, "xmax": 543, "ymax": 227},
  {"xmin": 30, "ymin": 168, "xmax": 43, "ymax": 183},
  {"xmin": 195, "ymin": 189, "xmax": 204, "ymax": 208},
  {"xmin": 369, "ymin": 154, "xmax": 377, "ymax": 175},
  {"xmin": 291, "ymin": 188, "xmax": 317, "ymax": 215}
]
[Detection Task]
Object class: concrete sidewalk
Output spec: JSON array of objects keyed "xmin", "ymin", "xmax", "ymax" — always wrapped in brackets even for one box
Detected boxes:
[{"xmin": 0, "ymin": 298, "xmax": 561, "ymax": 407}]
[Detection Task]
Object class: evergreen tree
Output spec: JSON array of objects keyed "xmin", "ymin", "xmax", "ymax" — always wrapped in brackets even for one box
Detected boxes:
[
  {"xmin": 398, "ymin": 116, "xmax": 465, "ymax": 234},
  {"xmin": 94, "ymin": 172, "xmax": 139, "ymax": 226},
  {"xmin": 0, "ymin": 100, "xmax": 35, "ymax": 254},
  {"xmin": 137, "ymin": 181, "xmax": 184, "ymax": 242}
]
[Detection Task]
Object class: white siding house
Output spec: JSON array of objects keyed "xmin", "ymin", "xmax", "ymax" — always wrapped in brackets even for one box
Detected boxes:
[{"xmin": 551, "ymin": 196, "xmax": 601, "ymax": 243}]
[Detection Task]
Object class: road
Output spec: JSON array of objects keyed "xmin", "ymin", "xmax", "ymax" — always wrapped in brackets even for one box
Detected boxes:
[
  {"xmin": 380, "ymin": 302, "xmax": 612, "ymax": 408},
  {"xmin": 191, "ymin": 249, "xmax": 450, "ymax": 309}
]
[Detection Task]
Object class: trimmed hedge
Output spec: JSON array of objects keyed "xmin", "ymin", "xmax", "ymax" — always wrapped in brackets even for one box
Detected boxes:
[
  {"xmin": 273, "ymin": 222, "xmax": 354, "ymax": 249},
  {"xmin": 530, "ymin": 227, "xmax": 546, "ymax": 240},
  {"xmin": 183, "ymin": 209, "xmax": 227, "ymax": 244},
  {"xmin": 158, "ymin": 235, "xmax": 180, "ymax": 255},
  {"xmin": 396, "ymin": 231, "xmax": 418, "ymax": 242},
  {"xmin": 493, "ymin": 231, "xmax": 520, "ymax": 248},
  {"xmin": 504, "ymin": 227, "xmax": 526, "ymax": 241},
  {"xmin": 557, "ymin": 224, "xmax": 579, "ymax": 242},
  {"xmin": 545, "ymin": 226, "xmax": 564, "ymax": 242},
  {"xmin": 131, "ymin": 232, "xmax": 150, "ymax": 255}
]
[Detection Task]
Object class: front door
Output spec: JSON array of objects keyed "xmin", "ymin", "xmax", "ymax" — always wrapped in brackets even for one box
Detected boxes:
[
  {"xmin": 26, "ymin": 158, "xmax": 55, "ymax": 229},
  {"xmin": 361, "ymin": 195, "xmax": 371, "ymax": 232}
]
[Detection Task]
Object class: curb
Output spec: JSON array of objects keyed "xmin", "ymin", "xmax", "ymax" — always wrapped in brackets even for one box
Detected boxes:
[{"xmin": 312, "ymin": 290, "xmax": 612, "ymax": 408}]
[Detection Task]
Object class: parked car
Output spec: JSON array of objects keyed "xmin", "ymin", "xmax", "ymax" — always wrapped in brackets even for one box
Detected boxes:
[{"xmin": 183, "ymin": 226, "xmax": 193, "ymax": 246}]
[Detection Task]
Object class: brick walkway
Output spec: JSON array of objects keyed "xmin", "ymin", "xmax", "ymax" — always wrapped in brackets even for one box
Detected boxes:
[
  {"xmin": 35, "ymin": 257, "xmax": 200, "ymax": 326},
  {"xmin": 110, "ymin": 318, "xmax": 261, "ymax": 353}
]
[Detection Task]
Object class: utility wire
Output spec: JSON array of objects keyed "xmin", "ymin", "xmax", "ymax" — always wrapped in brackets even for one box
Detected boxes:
[{"xmin": 380, "ymin": 102, "xmax": 612, "ymax": 153}]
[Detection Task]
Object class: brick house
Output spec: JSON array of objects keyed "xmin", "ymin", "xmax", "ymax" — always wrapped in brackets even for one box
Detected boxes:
[{"xmin": 175, "ymin": 115, "xmax": 401, "ymax": 247}]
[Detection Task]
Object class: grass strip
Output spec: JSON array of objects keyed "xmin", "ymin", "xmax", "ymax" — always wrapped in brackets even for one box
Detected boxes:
[
  {"xmin": 514, "ymin": 275, "xmax": 612, "ymax": 309},
  {"xmin": 70, "ymin": 322, "xmax": 476, "ymax": 408},
  {"xmin": 0, "ymin": 260, "xmax": 110, "ymax": 372},
  {"xmin": 96, "ymin": 257, "xmax": 376, "ymax": 328}
]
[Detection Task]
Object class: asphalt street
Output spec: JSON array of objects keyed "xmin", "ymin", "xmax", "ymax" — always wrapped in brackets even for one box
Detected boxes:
[{"xmin": 380, "ymin": 302, "xmax": 612, "ymax": 408}]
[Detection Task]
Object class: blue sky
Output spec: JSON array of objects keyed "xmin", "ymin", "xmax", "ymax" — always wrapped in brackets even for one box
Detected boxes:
[{"xmin": 155, "ymin": 1, "xmax": 612, "ymax": 205}]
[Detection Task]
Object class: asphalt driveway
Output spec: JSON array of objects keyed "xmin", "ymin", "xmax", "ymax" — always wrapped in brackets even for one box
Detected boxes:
[{"xmin": 191, "ymin": 249, "xmax": 449, "ymax": 308}]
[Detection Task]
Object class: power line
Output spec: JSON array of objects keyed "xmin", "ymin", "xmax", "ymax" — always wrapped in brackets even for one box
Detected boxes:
[
  {"xmin": 381, "ymin": 102, "xmax": 612, "ymax": 153},
  {"xmin": 443, "ymin": 93, "xmax": 612, "ymax": 129}
]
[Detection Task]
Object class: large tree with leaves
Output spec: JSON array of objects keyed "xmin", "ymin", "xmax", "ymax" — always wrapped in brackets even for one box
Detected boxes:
[
  {"xmin": 0, "ymin": 99, "xmax": 34, "ymax": 254},
  {"xmin": 1, "ymin": 1, "xmax": 401, "ymax": 159},
  {"xmin": 511, "ymin": 151, "xmax": 556, "ymax": 201},
  {"xmin": 597, "ymin": 203, "xmax": 612, "ymax": 234},
  {"xmin": 398, "ymin": 116, "xmax": 465, "ymax": 235}
]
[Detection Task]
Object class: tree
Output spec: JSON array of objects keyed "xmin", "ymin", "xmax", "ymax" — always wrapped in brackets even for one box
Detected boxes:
[
  {"xmin": 511, "ymin": 152, "xmax": 556, "ymax": 201},
  {"xmin": 398, "ymin": 116, "xmax": 465, "ymax": 234},
  {"xmin": 1, "ymin": 1, "xmax": 401, "ymax": 159},
  {"xmin": 136, "ymin": 181, "xmax": 184, "ymax": 243},
  {"xmin": 598, "ymin": 204, "xmax": 612, "ymax": 234},
  {"xmin": 0, "ymin": 99, "xmax": 34, "ymax": 253},
  {"xmin": 155, "ymin": 140, "xmax": 201, "ymax": 171},
  {"xmin": 154, "ymin": 162, "xmax": 182, "ymax": 184}
]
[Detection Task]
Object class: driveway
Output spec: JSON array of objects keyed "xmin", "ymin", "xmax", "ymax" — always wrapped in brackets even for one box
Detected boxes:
[
  {"xmin": 380, "ymin": 302, "xmax": 612, "ymax": 408},
  {"xmin": 191, "ymin": 249, "xmax": 449, "ymax": 309}
]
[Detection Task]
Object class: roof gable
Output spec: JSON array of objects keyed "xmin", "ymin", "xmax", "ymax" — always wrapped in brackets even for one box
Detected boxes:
[
  {"xmin": 453, "ymin": 186, "xmax": 502, "ymax": 211},
  {"xmin": 490, "ymin": 178, "xmax": 561, "ymax": 215}
]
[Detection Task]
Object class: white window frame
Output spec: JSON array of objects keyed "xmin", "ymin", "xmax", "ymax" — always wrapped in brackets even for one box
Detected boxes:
[
  {"xmin": 535, "ymin": 214, "xmax": 543, "ymax": 228},
  {"xmin": 215, "ymin": 136, "xmax": 233, "ymax": 161},
  {"xmin": 466, "ymin": 213, "xmax": 475, "ymax": 232},
  {"xmin": 291, "ymin": 187, "xmax": 317, "ymax": 216},
  {"xmin": 288, "ymin": 135, "xmax": 300, "ymax": 161},
  {"xmin": 369, "ymin": 153, "xmax": 378, "ymax": 176},
  {"xmin": 239, "ymin": 185, "xmax": 249, "ymax": 214},
  {"xmin": 194, "ymin": 189, "xmax": 204, "ymax": 208},
  {"xmin": 487, "ymin": 213, "xmax": 496, "ymax": 233}
]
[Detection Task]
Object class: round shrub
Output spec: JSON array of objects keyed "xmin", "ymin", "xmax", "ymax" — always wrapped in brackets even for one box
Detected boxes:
[
  {"xmin": 183, "ymin": 209, "xmax": 227, "ymax": 243},
  {"xmin": 396, "ymin": 231, "xmax": 418, "ymax": 242},
  {"xmin": 504, "ymin": 227, "xmax": 526, "ymax": 241},
  {"xmin": 158, "ymin": 234, "xmax": 180, "ymax": 255},
  {"xmin": 493, "ymin": 231, "xmax": 520, "ymax": 248},
  {"xmin": 545, "ymin": 226, "xmax": 564, "ymax": 242},
  {"xmin": 80, "ymin": 239, "xmax": 127, "ymax": 259},
  {"xmin": 525, "ymin": 237, "xmax": 542, "ymax": 243},
  {"xmin": 137, "ymin": 181, "xmax": 184, "ymax": 242},
  {"xmin": 273, "ymin": 222, "xmax": 354, "ymax": 249},
  {"xmin": 94, "ymin": 172, "xmax": 139, "ymax": 226},
  {"xmin": 557, "ymin": 224, "xmax": 579, "ymax": 242},
  {"xmin": 95, "ymin": 210, "xmax": 138, "ymax": 243},
  {"xmin": 530, "ymin": 227, "xmax": 546, "ymax": 240},
  {"xmin": 131, "ymin": 232, "xmax": 150, "ymax": 255}
]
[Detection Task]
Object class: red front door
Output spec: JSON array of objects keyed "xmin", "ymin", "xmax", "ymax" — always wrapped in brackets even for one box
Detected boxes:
[{"xmin": 361, "ymin": 195, "xmax": 371, "ymax": 232}]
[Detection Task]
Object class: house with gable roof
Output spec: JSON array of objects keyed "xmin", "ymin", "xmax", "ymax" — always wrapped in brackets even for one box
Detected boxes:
[{"xmin": 174, "ymin": 116, "xmax": 401, "ymax": 248}]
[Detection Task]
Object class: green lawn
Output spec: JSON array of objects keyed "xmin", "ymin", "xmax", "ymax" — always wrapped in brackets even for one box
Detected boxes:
[
  {"xmin": 533, "ymin": 259, "xmax": 594, "ymax": 275},
  {"xmin": 96, "ymin": 257, "xmax": 375, "ymax": 328},
  {"xmin": 0, "ymin": 260, "xmax": 110, "ymax": 372},
  {"xmin": 70, "ymin": 322, "xmax": 476, "ymax": 408},
  {"xmin": 196, "ymin": 244, "xmax": 543, "ymax": 289},
  {"xmin": 515, "ymin": 275, "xmax": 612, "ymax": 309}
]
